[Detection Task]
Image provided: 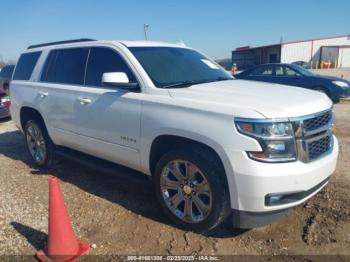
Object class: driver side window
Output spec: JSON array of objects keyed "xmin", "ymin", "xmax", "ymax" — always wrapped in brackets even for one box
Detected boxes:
[
  {"xmin": 85, "ymin": 47, "xmax": 136, "ymax": 87},
  {"xmin": 285, "ymin": 67, "xmax": 299, "ymax": 77}
]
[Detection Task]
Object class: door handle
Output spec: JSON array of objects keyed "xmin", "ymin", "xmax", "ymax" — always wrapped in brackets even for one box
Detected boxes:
[
  {"xmin": 38, "ymin": 91, "xmax": 48, "ymax": 98},
  {"xmin": 77, "ymin": 97, "xmax": 92, "ymax": 105}
]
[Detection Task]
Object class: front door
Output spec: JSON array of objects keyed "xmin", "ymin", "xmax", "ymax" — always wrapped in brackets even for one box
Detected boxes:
[
  {"xmin": 74, "ymin": 47, "xmax": 142, "ymax": 170},
  {"xmin": 272, "ymin": 65, "xmax": 305, "ymax": 86}
]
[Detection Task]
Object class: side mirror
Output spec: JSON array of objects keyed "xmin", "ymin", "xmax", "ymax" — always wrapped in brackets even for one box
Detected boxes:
[{"xmin": 102, "ymin": 72, "xmax": 138, "ymax": 89}]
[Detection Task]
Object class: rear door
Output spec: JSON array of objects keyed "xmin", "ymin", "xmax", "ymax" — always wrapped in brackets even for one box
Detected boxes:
[
  {"xmin": 37, "ymin": 47, "xmax": 89, "ymax": 148},
  {"xmin": 73, "ymin": 46, "xmax": 142, "ymax": 170}
]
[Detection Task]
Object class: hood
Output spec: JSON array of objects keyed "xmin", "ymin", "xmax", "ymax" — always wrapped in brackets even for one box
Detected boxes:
[
  {"xmin": 168, "ymin": 79, "xmax": 333, "ymax": 119},
  {"xmin": 312, "ymin": 74, "xmax": 350, "ymax": 83}
]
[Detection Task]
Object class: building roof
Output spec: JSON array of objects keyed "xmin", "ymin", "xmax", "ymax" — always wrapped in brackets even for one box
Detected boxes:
[
  {"xmin": 321, "ymin": 45, "xmax": 350, "ymax": 48},
  {"xmin": 233, "ymin": 34, "xmax": 350, "ymax": 52}
]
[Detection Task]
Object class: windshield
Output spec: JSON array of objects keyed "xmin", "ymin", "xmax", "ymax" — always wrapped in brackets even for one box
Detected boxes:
[
  {"xmin": 293, "ymin": 65, "xmax": 314, "ymax": 77},
  {"xmin": 128, "ymin": 47, "xmax": 232, "ymax": 88}
]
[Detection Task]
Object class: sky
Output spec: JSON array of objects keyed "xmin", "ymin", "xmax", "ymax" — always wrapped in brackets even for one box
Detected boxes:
[{"xmin": 0, "ymin": 0, "xmax": 349, "ymax": 61}]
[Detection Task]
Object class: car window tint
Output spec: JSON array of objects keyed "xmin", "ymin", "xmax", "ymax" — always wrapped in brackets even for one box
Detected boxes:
[
  {"xmin": 250, "ymin": 66, "xmax": 273, "ymax": 76},
  {"xmin": 43, "ymin": 48, "xmax": 89, "ymax": 85},
  {"xmin": 13, "ymin": 52, "xmax": 41, "ymax": 80},
  {"xmin": 275, "ymin": 66, "xmax": 285, "ymax": 76},
  {"xmin": 40, "ymin": 51, "xmax": 56, "ymax": 82},
  {"xmin": 85, "ymin": 47, "xmax": 135, "ymax": 87},
  {"xmin": 285, "ymin": 67, "xmax": 299, "ymax": 77},
  {"xmin": 129, "ymin": 47, "xmax": 230, "ymax": 87}
]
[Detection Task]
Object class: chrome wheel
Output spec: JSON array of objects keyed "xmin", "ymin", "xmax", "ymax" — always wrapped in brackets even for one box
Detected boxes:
[
  {"xmin": 26, "ymin": 122, "xmax": 47, "ymax": 165},
  {"xmin": 160, "ymin": 160, "xmax": 212, "ymax": 223}
]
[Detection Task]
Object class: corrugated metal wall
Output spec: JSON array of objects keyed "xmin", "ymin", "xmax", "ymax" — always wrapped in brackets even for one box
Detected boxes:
[
  {"xmin": 281, "ymin": 41, "xmax": 312, "ymax": 63},
  {"xmin": 281, "ymin": 36, "xmax": 350, "ymax": 67},
  {"xmin": 339, "ymin": 48, "xmax": 350, "ymax": 68}
]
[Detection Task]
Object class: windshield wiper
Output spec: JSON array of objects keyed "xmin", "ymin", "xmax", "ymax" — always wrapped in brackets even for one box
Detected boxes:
[
  {"xmin": 162, "ymin": 80, "xmax": 206, "ymax": 89},
  {"xmin": 161, "ymin": 77, "xmax": 233, "ymax": 89}
]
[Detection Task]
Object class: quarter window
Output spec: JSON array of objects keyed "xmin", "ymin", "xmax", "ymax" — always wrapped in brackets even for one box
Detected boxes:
[
  {"xmin": 41, "ymin": 48, "xmax": 89, "ymax": 85},
  {"xmin": 13, "ymin": 52, "xmax": 41, "ymax": 80},
  {"xmin": 85, "ymin": 47, "xmax": 135, "ymax": 87}
]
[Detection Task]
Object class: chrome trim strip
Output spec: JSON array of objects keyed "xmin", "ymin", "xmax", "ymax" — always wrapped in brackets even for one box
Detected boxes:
[
  {"xmin": 235, "ymin": 122, "xmax": 294, "ymax": 140},
  {"xmin": 234, "ymin": 117, "xmax": 289, "ymax": 123}
]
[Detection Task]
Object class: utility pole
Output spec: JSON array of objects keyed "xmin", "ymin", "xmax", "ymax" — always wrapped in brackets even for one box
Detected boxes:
[{"xmin": 144, "ymin": 24, "xmax": 149, "ymax": 40}]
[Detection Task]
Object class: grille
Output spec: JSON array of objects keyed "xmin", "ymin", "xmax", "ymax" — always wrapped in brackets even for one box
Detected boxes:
[
  {"xmin": 303, "ymin": 111, "xmax": 332, "ymax": 132},
  {"xmin": 308, "ymin": 135, "xmax": 332, "ymax": 160}
]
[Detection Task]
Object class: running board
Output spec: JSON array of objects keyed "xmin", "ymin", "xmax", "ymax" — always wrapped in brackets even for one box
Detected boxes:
[{"xmin": 55, "ymin": 146, "xmax": 151, "ymax": 186}]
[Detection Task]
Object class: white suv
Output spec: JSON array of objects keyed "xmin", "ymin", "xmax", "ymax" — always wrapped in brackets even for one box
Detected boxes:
[{"xmin": 10, "ymin": 39, "xmax": 338, "ymax": 232}]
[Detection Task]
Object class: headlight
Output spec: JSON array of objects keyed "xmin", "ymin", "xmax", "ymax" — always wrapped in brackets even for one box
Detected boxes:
[
  {"xmin": 235, "ymin": 120, "xmax": 296, "ymax": 162},
  {"xmin": 332, "ymin": 81, "xmax": 349, "ymax": 88}
]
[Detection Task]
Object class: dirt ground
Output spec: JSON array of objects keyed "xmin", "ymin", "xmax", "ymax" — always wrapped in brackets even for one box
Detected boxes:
[{"xmin": 0, "ymin": 103, "xmax": 349, "ymax": 259}]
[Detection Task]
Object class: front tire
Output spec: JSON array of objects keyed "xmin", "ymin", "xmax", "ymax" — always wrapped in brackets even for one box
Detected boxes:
[
  {"xmin": 24, "ymin": 120, "xmax": 54, "ymax": 167},
  {"xmin": 153, "ymin": 146, "xmax": 231, "ymax": 233}
]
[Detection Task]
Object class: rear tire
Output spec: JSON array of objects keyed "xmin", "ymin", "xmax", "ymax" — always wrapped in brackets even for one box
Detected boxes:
[
  {"xmin": 153, "ymin": 146, "xmax": 231, "ymax": 233},
  {"xmin": 24, "ymin": 119, "xmax": 55, "ymax": 167}
]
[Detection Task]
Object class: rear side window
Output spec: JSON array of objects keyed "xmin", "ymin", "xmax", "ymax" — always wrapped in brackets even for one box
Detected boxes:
[
  {"xmin": 85, "ymin": 47, "xmax": 136, "ymax": 87},
  {"xmin": 13, "ymin": 52, "xmax": 41, "ymax": 80},
  {"xmin": 41, "ymin": 48, "xmax": 89, "ymax": 85}
]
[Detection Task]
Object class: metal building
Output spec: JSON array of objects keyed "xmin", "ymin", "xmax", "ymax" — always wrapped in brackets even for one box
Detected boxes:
[{"xmin": 232, "ymin": 34, "xmax": 350, "ymax": 69}]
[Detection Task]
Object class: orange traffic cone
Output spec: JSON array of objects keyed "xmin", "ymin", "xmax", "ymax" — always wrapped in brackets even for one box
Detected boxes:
[{"xmin": 36, "ymin": 177, "xmax": 90, "ymax": 262}]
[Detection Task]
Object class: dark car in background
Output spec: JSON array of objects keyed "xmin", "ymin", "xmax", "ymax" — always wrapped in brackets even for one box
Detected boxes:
[
  {"xmin": 0, "ymin": 65, "xmax": 15, "ymax": 119},
  {"xmin": 234, "ymin": 63, "xmax": 350, "ymax": 103},
  {"xmin": 0, "ymin": 64, "xmax": 15, "ymax": 94}
]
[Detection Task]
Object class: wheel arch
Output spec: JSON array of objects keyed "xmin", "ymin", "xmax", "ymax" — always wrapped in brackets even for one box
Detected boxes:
[
  {"xmin": 20, "ymin": 106, "xmax": 47, "ymax": 131},
  {"xmin": 149, "ymin": 134, "xmax": 226, "ymax": 175}
]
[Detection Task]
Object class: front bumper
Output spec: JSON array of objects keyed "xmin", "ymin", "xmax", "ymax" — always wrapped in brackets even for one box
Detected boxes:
[
  {"xmin": 231, "ymin": 176, "xmax": 330, "ymax": 228},
  {"xmin": 338, "ymin": 87, "xmax": 350, "ymax": 99},
  {"xmin": 225, "ymin": 135, "xmax": 338, "ymax": 214},
  {"xmin": 0, "ymin": 105, "xmax": 10, "ymax": 119}
]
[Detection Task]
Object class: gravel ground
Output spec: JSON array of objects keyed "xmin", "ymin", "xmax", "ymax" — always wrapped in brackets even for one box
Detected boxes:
[{"xmin": 0, "ymin": 103, "xmax": 349, "ymax": 259}]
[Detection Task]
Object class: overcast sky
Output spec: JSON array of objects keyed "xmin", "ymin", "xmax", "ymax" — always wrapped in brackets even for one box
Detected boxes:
[{"xmin": 0, "ymin": 0, "xmax": 349, "ymax": 61}]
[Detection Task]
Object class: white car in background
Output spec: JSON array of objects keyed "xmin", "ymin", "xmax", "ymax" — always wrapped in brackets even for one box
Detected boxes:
[{"xmin": 9, "ymin": 39, "xmax": 338, "ymax": 232}]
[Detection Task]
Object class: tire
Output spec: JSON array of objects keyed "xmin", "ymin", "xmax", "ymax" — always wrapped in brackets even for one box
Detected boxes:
[
  {"xmin": 153, "ymin": 146, "xmax": 231, "ymax": 233},
  {"xmin": 24, "ymin": 119, "xmax": 55, "ymax": 167}
]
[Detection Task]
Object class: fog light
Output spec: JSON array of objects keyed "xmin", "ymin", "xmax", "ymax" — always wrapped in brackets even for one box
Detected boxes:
[{"xmin": 269, "ymin": 195, "xmax": 283, "ymax": 204}]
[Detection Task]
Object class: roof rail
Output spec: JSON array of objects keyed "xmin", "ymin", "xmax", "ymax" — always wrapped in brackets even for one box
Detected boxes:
[{"xmin": 27, "ymin": 38, "xmax": 96, "ymax": 49}]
